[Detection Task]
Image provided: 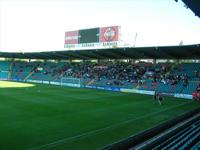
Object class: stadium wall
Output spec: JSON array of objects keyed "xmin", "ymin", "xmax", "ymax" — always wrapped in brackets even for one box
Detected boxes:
[{"xmin": 12, "ymin": 79, "xmax": 193, "ymax": 100}]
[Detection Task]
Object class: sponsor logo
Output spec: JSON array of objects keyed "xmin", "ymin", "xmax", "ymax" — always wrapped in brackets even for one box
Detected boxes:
[
  {"xmin": 65, "ymin": 36, "xmax": 78, "ymax": 40},
  {"xmin": 103, "ymin": 27, "xmax": 116, "ymax": 41}
]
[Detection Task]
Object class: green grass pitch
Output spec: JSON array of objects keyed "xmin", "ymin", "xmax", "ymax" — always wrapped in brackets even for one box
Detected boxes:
[{"xmin": 0, "ymin": 81, "xmax": 199, "ymax": 150}]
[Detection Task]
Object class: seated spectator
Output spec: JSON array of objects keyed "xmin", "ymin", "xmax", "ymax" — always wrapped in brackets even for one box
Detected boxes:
[
  {"xmin": 192, "ymin": 91, "xmax": 200, "ymax": 101},
  {"xmin": 196, "ymin": 84, "xmax": 200, "ymax": 92},
  {"xmin": 183, "ymin": 77, "xmax": 188, "ymax": 87}
]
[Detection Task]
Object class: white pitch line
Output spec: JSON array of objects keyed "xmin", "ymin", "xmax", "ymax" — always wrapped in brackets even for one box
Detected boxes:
[
  {"xmin": 37, "ymin": 90, "xmax": 129, "ymax": 100},
  {"xmin": 28, "ymin": 101, "xmax": 192, "ymax": 150}
]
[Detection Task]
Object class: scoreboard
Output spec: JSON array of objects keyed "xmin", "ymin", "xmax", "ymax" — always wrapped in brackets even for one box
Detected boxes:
[
  {"xmin": 79, "ymin": 28, "xmax": 99, "ymax": 44},
  {"xmin": 64, "ymin": 26, "xmax": 120, "ymax": 49}
]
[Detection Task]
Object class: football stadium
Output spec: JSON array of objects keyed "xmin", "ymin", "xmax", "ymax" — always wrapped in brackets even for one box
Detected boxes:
[{"xmin": 0, "ymin": 0, "xmax": 200, "ymax": 150}]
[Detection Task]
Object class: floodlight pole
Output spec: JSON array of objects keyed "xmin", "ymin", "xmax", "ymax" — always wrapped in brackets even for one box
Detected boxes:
[{"xmin": 134, "ymin": 33, "xmax": 138, "ymax": 47}]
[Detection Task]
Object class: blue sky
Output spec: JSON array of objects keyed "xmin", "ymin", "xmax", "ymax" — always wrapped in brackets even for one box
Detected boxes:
[{"xmin": 0, "ymin": 0, "xmax": 200, "ymax": 52}]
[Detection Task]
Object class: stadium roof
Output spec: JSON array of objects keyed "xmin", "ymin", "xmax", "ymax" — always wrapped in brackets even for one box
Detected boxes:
[
  {"xmin": 0, "ymin": 44, "xmax": 200, "ymax": 60},
  {"xmin": 181, "ymin": 0, "xmax": 200, "ymax": 18}
]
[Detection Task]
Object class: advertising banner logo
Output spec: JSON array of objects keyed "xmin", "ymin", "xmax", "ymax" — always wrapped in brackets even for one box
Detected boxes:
[
  {"xmin": 100, "ymin": 26, "xmax": 119, "ymax": 42},
  {"xmin": 64, "ymin": 31, "xmax": 79, "ymax": 44}
]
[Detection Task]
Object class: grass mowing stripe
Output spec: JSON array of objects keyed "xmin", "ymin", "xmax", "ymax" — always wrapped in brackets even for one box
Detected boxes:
[{"xmin": 28, "ymin": 101, "xmax": 192, "ymax": 150}]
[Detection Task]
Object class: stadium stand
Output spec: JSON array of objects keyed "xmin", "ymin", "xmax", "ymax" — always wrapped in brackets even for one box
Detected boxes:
[
  {"xmin": 151, "ymin": 119, "xmax": 200, "ymax": 150},
  {"xmin": 0, "ymin": 61, "xmax": 11, "ymax": 80},
  {"xmin": 0, "ymin": 47, "xmax": 199, "ymax": 97},
  {"xmin": 6, "ymin": 61, "xmax": 199, "ymax": 95},
  {"xmin": 0, "ymin": 59, "xmax": 199, "ymax": 95}
]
